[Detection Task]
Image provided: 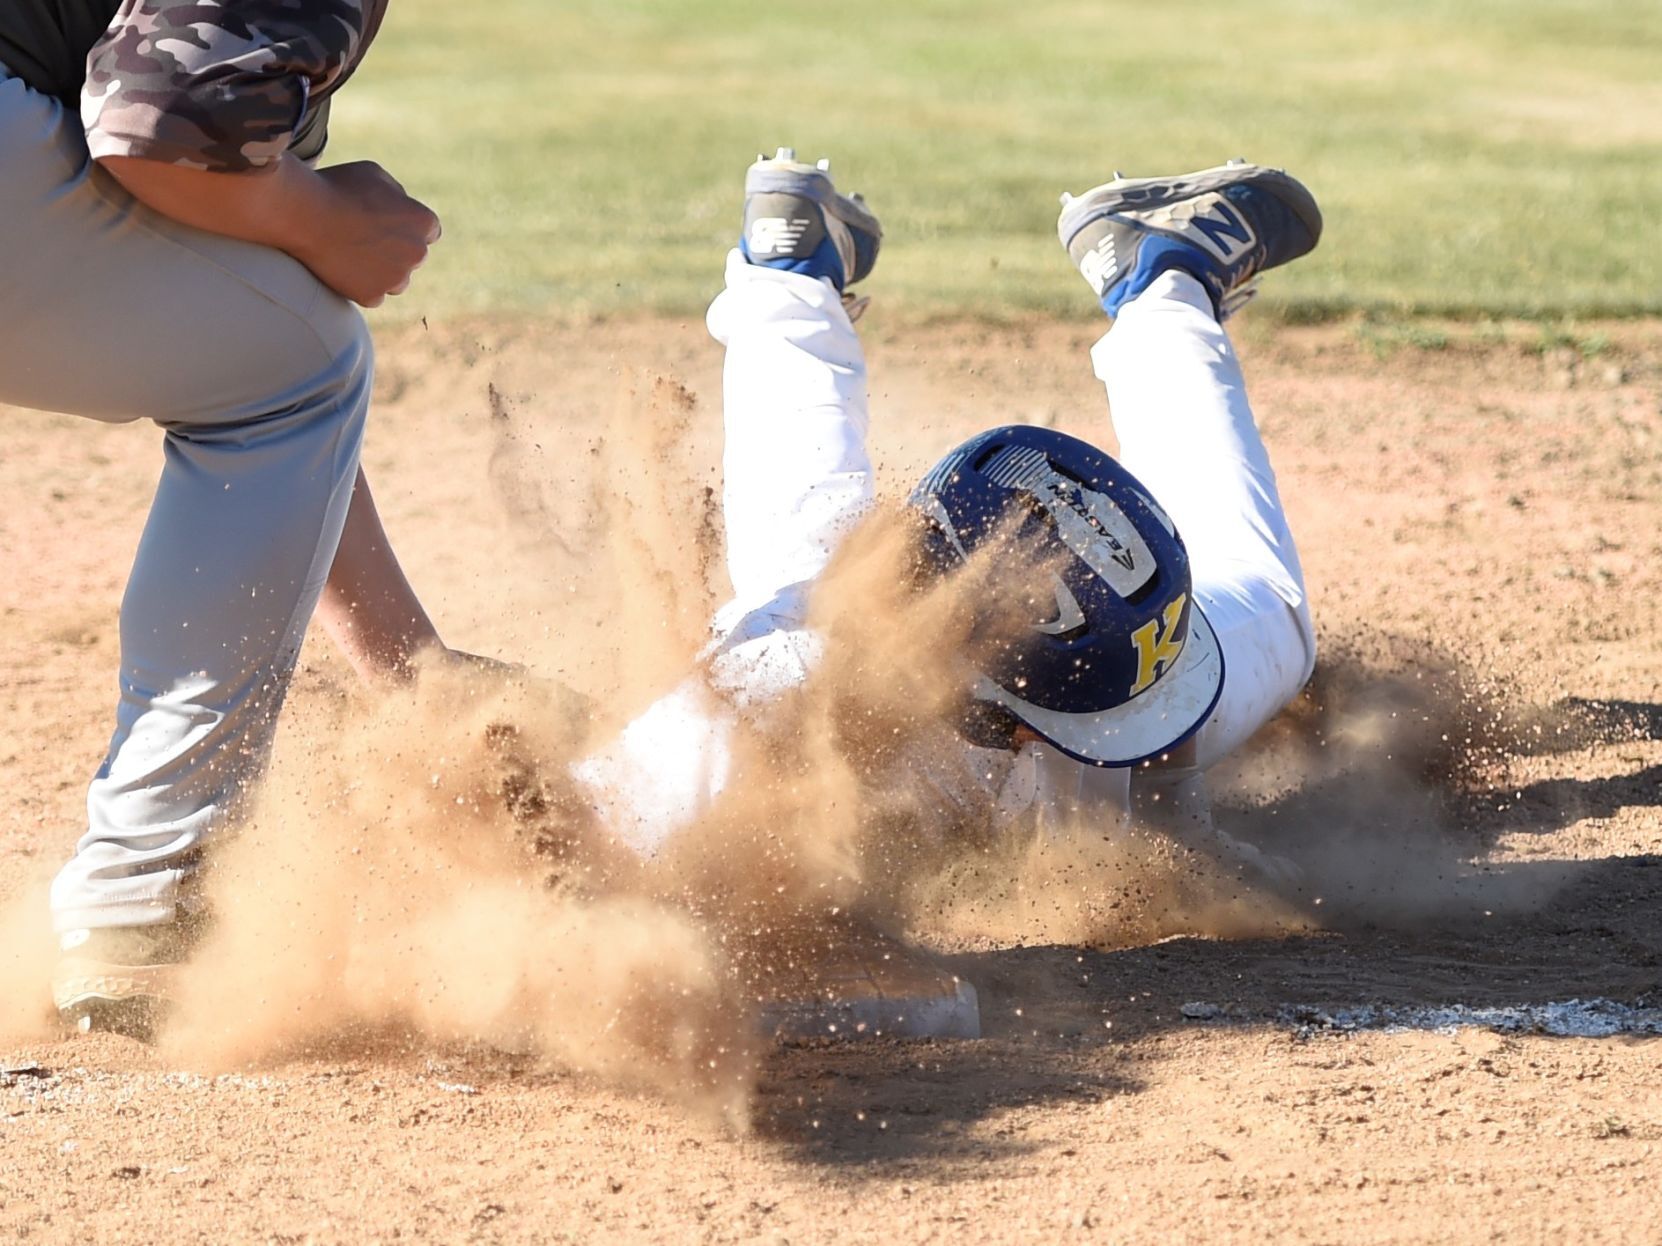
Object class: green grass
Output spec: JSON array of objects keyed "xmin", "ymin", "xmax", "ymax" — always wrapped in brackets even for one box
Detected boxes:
[{"xmin": 329, "ymin": 0, "xmax": 1662, "ymax": 321}]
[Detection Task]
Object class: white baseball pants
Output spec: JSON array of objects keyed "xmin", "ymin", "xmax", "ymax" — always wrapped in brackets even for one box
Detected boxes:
[
  {"xmin": 576, "ymin": 252, "xmax": 1316, "ymax": 854},
  {"xmin": 0, "ymin": 64, "xmax": 372, "ymax": 932}
]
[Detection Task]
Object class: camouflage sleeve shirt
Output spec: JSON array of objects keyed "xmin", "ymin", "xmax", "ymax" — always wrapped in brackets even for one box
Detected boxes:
[{"xmin": 82, "ymin": 0, "xmax": 387, "ymax": 173}]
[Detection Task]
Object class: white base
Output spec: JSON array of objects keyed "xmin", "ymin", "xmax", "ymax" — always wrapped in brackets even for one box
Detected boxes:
[{"xmin": 760, "ymin": 978, "xmax": 981, "ymax": 1042}]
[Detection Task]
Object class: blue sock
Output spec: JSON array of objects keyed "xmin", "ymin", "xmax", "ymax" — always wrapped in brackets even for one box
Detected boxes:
[
  {"xmin": 740, "ymin": 232, "xmax": 847, "ymax": 291},
  {"xmin": 1101, "ymin": 235, "xmax": 1223, "ymax": 318}
]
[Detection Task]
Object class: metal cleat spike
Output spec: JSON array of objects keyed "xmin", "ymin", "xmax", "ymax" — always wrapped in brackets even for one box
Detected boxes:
[
  {"xmin": 1113, "ymin": 169, "xmax": 1126, "ymax": 181},
  {"xmin": 1227, "ymin": 156, "xmax": 1247, "ymax": 166},
  {"xmin": 1059, "ymin": 191, "xmax": 1074, "ymax": 207},
  {"xmin": 816, "ymin": 157, "xmax": 831, "ymax": 172},
  {"xmin": 775, "ymin": 146, "xmax": 795, "ymax": 162}
]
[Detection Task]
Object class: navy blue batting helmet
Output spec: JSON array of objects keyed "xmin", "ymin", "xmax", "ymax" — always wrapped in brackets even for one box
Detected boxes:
[{"xmin": 908, "ymin": 425, "xmax": 1223, "ymax": 766}]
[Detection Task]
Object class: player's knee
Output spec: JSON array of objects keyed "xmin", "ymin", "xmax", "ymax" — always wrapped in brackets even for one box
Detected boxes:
[
  {"xmin": 296, "ymin": 303, "xmax": 374, "ymax": 437},
  {"xmin": 314, "ymin": 295, "xmax": 374, "ymax": 384},
  {"xmin": 332, "ymin": 309, "xmax": 374, "ymax": 412}
]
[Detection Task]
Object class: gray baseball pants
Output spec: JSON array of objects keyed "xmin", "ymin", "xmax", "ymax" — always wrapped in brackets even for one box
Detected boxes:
[{"xmin": 0, "ymin": 63, "xmax": 372, "ymax": 932}]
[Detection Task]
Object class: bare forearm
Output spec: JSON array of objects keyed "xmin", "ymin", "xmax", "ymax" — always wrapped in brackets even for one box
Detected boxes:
[
  {"xmin": 317, "ymin": 470, "xmax": 444, "ymax": 681},
  {"xmin": 97, "ymin": 154, "xmax": 439, "ymax": 307},
  {"xmin": 99, "ymin": 154, "xmax": 330, "ymax": 259}
]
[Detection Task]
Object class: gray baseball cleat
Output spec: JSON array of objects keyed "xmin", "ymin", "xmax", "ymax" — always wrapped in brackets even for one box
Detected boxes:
[
  {"xmin": 1058, "ymin": 160, "xmax": 1322, "ymax": 318},
  {"xmin": 53, "ymin": 914, "xmax": 206, "ymax": 1041},
  {"xmin": 741, "ymin": 148, "xmax": 882, "ymax": 294}
]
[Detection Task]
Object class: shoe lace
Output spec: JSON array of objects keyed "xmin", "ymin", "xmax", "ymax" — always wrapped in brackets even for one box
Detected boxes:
[{"xmin": 1218, "ymin": 278, "xmax": 1260, "ymax": 321}]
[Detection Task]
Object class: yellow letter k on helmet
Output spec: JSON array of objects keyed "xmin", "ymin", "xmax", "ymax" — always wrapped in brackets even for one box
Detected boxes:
[{"xmin": 1129, "ymin": 593, "xmax": 1188, "ymax": 697}]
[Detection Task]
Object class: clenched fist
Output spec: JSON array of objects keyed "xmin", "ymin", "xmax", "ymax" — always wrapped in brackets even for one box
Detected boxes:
[{"xmin": 291, "ymin": 161, "xmax": 443, "ymax": 307}]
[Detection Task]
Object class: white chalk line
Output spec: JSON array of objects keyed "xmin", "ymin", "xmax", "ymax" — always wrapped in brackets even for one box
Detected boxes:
[{"xmin": 1177, "ymin": 998, "xmax": 1662, "ymax": 1038}]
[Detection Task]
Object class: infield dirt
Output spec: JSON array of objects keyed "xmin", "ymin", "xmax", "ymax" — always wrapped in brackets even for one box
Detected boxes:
[{"xmin": 1, "ymin": 315, "xmax": 1659, "ymax": 1243}]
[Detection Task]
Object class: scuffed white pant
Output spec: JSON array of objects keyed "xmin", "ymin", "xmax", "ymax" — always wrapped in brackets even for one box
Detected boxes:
[
  {"xmin": 1107, "ymin": 271, "xmax": 1316, "ymax": 767},
  {"xmin": 573, "ymin": 255, "xmax": 1315, "ymax": 854}
]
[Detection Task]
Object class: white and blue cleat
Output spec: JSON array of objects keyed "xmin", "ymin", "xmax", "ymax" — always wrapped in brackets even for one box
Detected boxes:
[
  {"xmin": 1058, "ymin": 159, "xmax": 1323, "ymax": 319},
  {"xmin": 741, "ymin": 148, "xmax": 882, "ymax": 294}
]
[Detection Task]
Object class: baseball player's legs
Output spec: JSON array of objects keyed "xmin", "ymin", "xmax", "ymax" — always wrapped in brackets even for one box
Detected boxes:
[
  {"xmin": 707, "ymin": 248, "xmax": 873, "ymax": 646},
  {"xmin": 1093, "ymin": 269, "xmax": 1316, "ymax": 767},
  {"xmin": 0, "ymin": 68, "xmax": 372, "ymax": 933},
  {"xmin": 574, "ymin": 253, "xmax": 872, "ymax": 854}
]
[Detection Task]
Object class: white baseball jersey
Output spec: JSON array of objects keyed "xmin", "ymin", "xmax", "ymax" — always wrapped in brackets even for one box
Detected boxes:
[{"xmin": 575, "ymin": 256, "xmax": 1316, "ymax": 856}]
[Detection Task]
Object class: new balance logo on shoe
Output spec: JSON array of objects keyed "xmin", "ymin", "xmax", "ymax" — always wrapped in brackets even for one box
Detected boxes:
[
  {"xmin": 748, "ymin": 217, "xmax": 812, "ymax": 255},
  {"xmin": 1183, "ymin": 199, "xmax": 1256, "ymax": 265},
  {"xmin": 1079, "ymin": 234, "xmax": 1118, "ymax": 296}
]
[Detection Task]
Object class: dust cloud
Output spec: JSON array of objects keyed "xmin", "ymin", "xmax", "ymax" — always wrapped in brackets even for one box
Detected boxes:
[
  {"xmin": 0, "ymin": 375, "xmax": 1562, "ymax": 1117},
  {"xmin": 1205, "ymin": 640, "xmax": 1574, "ymax": 927},
  {"xmin": 157, "ymin": 661, "xmax": 754, "ymax": 1125},
  {"xmin": 0, "ymin": 866, "xmax": 59, "ymax": 1047}
]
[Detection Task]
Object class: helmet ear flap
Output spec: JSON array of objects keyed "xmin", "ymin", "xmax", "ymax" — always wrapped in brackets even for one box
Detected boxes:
[
  {"xmin": 956, "ymin": 697, "xmax": 1022, "ymax": 751},
  {"xmin": 905, "ymin": 495, "xmax": 971, "ymax": 583}
]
